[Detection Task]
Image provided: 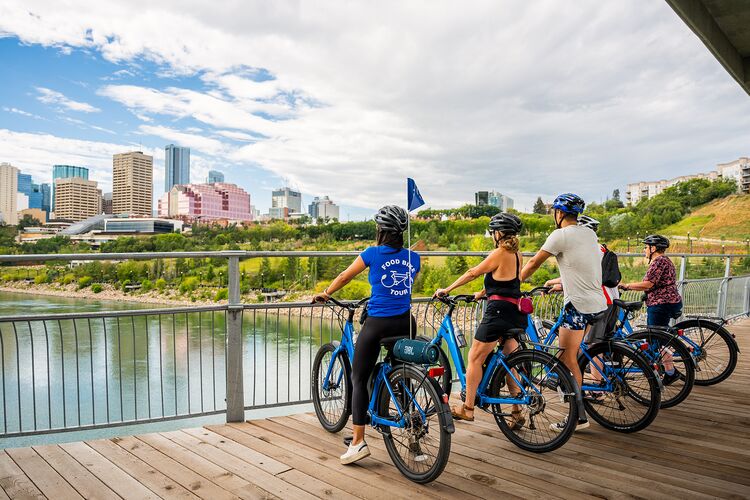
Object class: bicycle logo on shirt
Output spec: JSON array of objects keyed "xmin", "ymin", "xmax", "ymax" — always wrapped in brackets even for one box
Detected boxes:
[{"xmin": 380, "ymin": 270, "xmax": 413, "ymax": 289}]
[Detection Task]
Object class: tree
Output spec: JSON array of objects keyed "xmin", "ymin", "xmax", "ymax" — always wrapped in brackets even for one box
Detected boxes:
[
  {"xmin": 612, "ymin": 189, "xmax": 621, "ymax": 202},
  {"xmin": 17, "ymin": 214, "xmax": 41, "ymax": 230},
  {"xmin": 533, "ymin": 197, "xmax": 547, "ymax": 215}
]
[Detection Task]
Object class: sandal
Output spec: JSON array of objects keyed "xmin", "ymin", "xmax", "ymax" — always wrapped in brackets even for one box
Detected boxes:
[
  {"xmin": 509, "ymin": 409, "xmax": 526, "ymax": 430},
  {"xmin": 451, "ymin": 403, "xmax": 474, "ymax": 421}
]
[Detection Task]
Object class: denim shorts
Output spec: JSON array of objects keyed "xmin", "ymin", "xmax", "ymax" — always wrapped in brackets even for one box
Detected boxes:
[
  {"xmin": 647, "ymin": 301, "xmax": 683, "ymax": 328},
  {"xmin": 560, "ymin": 302, "xmax": 598, "ymax": 331}
]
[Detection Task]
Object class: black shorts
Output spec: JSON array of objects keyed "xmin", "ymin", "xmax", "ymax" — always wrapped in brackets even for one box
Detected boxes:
[{"xmin": 474, "ymin": 300, "xmax": 527, "ymax": 343}]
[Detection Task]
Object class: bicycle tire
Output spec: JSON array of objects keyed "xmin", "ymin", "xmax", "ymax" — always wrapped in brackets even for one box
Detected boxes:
[
  {"xmin": 417, "ymin": 335, "xmax": 453, "ymax": 397},
  {"xmin": 578, "ymin": 341, "xmax": 661, "ymax": 433},
  {"xmin": 489, "ymin": 349, "xmax": 578, "ymax": 452},
  {"xmin": 673, "ymin": 319, "xmax": 738, "ymax": 386},
  {"xmin": 628, "ymin": 329, "xmax": 695, "ymax": 408},
  {"xmin": 312, "ymin": 342, "xmax": 351, "ymax": 432},
  {"xmin": 377, "ymin": 364, "xmax": 452, "ymax": 483}
]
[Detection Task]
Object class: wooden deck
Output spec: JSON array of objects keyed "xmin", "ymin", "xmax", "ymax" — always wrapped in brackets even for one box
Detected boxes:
[{"xmin": 2, "ymin": 320, "xmax": 749, "ymax": 499}]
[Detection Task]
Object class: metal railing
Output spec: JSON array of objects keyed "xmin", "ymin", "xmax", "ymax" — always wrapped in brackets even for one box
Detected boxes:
[{"xmin": 0, "ymin": 250, "xmax": 748, "ymax": 439}]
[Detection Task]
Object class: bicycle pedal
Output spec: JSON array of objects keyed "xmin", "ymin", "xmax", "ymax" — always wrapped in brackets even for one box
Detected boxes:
[{"xmin": 343, "ymin": 436, "xmax": 353, "ymax": 446}]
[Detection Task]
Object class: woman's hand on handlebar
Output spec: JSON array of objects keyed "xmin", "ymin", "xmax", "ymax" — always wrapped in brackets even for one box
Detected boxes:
[
  {"xmin": 433, "ymin": 288, "xmax": 449, "ymax": 299},
  {"xmin": 472, "ymin": 291, "xmax": 485, "ymax": 302},
  {"xmin": 311, "ymin": 292, "xmax": 330, "ymax": 304}
]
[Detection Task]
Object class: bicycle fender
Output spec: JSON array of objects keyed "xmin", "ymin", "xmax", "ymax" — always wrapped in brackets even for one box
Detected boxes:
[{"xmin": 424, "ymin": 375, "xmax": 455, "ymax": 433}]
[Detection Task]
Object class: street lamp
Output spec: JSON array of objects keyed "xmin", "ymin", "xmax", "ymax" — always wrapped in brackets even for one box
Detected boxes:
[
  {"xmin": 627, "ymin": 237, "xmax": 630, "ymax": 253},
  {"xmin": 260, "ymin": 272, "xmax": 265, "ymax": 289},
  {"xmin": 282, "ymin": 273, "xmax": 286, "ymax": 290},
  {"xmin": 687, "ymin": 231, "xmax": 691, "ymax": 254}
]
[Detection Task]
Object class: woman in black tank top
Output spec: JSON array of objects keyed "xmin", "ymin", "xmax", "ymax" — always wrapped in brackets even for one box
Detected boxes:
[{"xmin": 433, "ymin": 213, "xmax": 528, "ymax": 426}]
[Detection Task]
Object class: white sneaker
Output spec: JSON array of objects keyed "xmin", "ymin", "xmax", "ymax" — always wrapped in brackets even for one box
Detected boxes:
[
  {"xmin": 550, "ymin": 417, "xmax": 590, "ymax": 432},
  {"xmin": 340, "ymin": 441, "xmax": 370, "ymax": 465}
]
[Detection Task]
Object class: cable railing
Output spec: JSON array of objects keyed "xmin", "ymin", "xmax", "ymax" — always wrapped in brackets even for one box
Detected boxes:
[{"xmin": 0, "ymin": 250, "xmax": 747, "ymax": 439}]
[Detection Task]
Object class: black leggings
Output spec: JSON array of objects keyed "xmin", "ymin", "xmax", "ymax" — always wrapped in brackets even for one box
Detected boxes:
[{"xmin": 351, "ymin": 311, "xmax": 415, "ymax": 425}]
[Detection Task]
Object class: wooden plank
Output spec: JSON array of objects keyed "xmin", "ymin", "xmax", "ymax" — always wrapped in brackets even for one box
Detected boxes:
[
  {"xmin": 6, "ymin": 447, "xmax": 83, "ymax": 500},
  {"xmin": 110, "ymin": 436, "xmax": 240, "ymax": 500},
  {"xmin": 86, "ymin": 439, "xmax": 198, "ymax": 500},
  {"xmin": 211, "ymin": 423, "xmax": 406, "ymax": 500},
  {"xmin": 0, "ymin": 451, "xmax": 44, "ymax": 500},
  {"xmin": 135, "ymin": 433, "xmax": 276, "ymax": 500},
  {"xmin": 60, "ymin": 441, "xmax": 160, "ymax": 500},
  {"xmin": 161, "ymin": 430, "xmax": 316, "ymax": 500},
  {"xmin": 33, "ymin": 445, "xmax": 118, "ymax": 500},
  {"xmin": 181, "ymin": 428, "xmax": 291, "ymax": 475}
]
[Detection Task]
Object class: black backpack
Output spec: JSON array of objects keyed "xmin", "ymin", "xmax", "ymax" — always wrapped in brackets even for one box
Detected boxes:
[{"xmin": 601, "ymin": 244, "xmax": 621, "ymax": 288}]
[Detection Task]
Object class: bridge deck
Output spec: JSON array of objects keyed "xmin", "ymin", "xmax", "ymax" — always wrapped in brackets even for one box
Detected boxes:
[{"xmin": 1, "ymin": 320, "xmax": 749, "ymax": 499}]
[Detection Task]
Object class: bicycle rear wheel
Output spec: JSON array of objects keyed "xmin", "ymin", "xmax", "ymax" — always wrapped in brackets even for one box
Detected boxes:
[
  {"xmin": 628, "ymin": 329, "xmax": 695, "ymax": 408},
  {"xmin": 674, "ymin": 319, "xmax": 738, "ymax": 386},
  {"xmin": 489, "ymin": 349, "xmax": 578, "ymax": 452},
  {"xmin": 312, "ymin": 343, "xmax": 351, "ymax": 432},
  {"xmin": 578, "ymin": 342, "xmax": 661, "ymax": 433},
  {"xmin": 377, "ymin": 364, "xmax": 452, "ymax": 484}
]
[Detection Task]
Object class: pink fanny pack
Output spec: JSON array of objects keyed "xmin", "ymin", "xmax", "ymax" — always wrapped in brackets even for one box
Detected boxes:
[{"xmin": 487, "ymin": 295, "xmax": 534, "ymax": 315}]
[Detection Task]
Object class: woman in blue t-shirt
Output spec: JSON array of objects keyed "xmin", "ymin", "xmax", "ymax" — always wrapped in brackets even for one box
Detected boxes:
[{"xmin": 313, "ymin": 205, "xmax": 420, "ymax": 466}]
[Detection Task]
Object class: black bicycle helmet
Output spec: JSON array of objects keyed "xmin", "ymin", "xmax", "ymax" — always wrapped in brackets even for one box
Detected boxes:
[
  {"xmin": 642, "ymin": 234, "xmax": 670, "ymax": 249},
  {"xmin": 551, "ymin": 193, "xmax": 585, "ymax": 215},
  {"xmin": 488, "ymin": 212, "xmax": 523, "ymax": 235},
  {"xmin": 374, "ymin": 205, "xmax": 408, "ymax": 233},
  {"xmin": 578, "ymin": 215, "xmax": 600, "ymax": 232}
]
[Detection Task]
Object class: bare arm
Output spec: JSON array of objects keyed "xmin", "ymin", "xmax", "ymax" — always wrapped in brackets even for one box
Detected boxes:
[
  {"xmin": 620, "ymin": 280, "xmax": 653, "ymax": 292},
  {"xmin": 314, "ymin": 256, "xmax": 367, "ymax": 301},
  {"xmin": 434, "ymin": 251, "xmax": 500, "ymax": 296},
  {"xmin": 520, "ymin": 250, "xmax": 553, "ymax": 281}
]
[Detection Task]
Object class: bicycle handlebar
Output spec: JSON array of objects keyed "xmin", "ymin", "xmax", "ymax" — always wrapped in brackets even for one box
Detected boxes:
[
  {"xmin": 432, "ymin": 294, "xmax": 479, "ymax": 305},
  {"xmin": 523, "ymin": 286, "xmax": 553, "ymax": 297},
  {"xmin": 319, "ymin": 296, "xmax": 370, "ymax": 310}
]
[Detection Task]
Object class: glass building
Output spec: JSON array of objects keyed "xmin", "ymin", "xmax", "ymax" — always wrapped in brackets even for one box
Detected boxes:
[
  {"xmin": 208, "ymin": 170, "xmax": 224, "ymax": 183},
  {"xmin": 165, "ymin": 144, "xmax": 190, "ymax": 192},
  {"xmin": 40, "ymin": 183, "xmax": 51, "ymax": 215},
  {"xmin": 17, "ymin": 173, "xmax": 44, "ymax": 210},
  {"xmin": 52, "ymin": 165, "xmax": 89, "ymax": 210}
]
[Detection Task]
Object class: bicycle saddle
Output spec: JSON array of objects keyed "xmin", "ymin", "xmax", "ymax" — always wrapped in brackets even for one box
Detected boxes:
[
  {"xmin": 506, "ymin": 328, "xmax": 526, "ymax": 338},
  {"xmin": 380, "ymin": 336, "xmax": 407, "ymax": 349},
  {"xmin": 612, "ymin": 299, "xmax": 643, "ymax": 312}
]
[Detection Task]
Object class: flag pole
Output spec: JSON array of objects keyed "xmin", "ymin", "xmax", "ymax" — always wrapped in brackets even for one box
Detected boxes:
[{"xmin": 408, "ymin": 209, "xmax": 413, "ymax": 340}]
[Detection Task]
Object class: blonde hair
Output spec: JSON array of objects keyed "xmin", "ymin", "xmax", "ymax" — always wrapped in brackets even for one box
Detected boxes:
[{"xmin": 495, "ymin": 231, "xmax": 520, "ymax": 253}]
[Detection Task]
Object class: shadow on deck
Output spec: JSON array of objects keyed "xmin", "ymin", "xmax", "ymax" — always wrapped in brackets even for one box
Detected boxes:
[{"xmin": 2, "ymin": 320, "xmax": 749, "ymax": 499}]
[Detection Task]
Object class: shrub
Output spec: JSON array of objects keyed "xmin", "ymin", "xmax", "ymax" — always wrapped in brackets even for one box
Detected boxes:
[
  {"xmin": 34, "ymin": 273, "xmax": 49, "ymax": 284},
  {"xmin": 77, "ymin": 276, "xmax": 93, "ymax": 289},
  {"xmin": 1, "ymin": 273, "xmax": 14, "ymax": 282},
  {"xmin": 155, "ymin": 278, "xmax": 167, "ymax": 291},
  {"xmin": 337, "ymin": 280, "xmax": 371, "ymax": 300},
  {"xmin": 121, "ymin": 279, "xmax": 131, "ymax": 292},
  {"xmin": 214, "ymin": 288, "xmax": 228, "ymax": 301},
  {"xmin": 140, "ymin": 279, "xmax": 153, "ymax": 292},
  {"xmin": 91, "ymin": 284, "xmax": 103, "ymax": 294},
  {"xmin": 179, "ymin": 276, "xmax": 199, "ymax": 294},
  {"xmin": 61, "ymin": 273, "xmax": 76, "ymax": 286}
]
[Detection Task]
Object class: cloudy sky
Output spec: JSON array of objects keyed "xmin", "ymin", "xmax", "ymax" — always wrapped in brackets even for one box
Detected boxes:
[{"xmin": 0, "ymin": 0, "xmax": 748, "ymax": 217}]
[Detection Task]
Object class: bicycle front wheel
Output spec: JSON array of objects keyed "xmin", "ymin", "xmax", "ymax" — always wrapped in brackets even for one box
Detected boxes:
[
  {"xmin": 489, "ymin": 349, "xmax": 578, "ymax": 453},
  {"xmin": 674, "ymin": 319, "xmax": 738, "ymax": 386},
  {"xmin": 578, "ymin": 342, "xmax": 661, "ymax": 433},
  {"xmin": 377, "ymin": 364, "xmax": 452, "ymax": 484},
  {"xmin": 312, "ymin": 343, "xmax": 351, "ymax": 432}
]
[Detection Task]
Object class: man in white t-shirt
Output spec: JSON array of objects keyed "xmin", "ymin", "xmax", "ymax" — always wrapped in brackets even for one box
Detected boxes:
[{"xmin": 521, "ymin": 193, "xmax": 607, "ymax": 432}]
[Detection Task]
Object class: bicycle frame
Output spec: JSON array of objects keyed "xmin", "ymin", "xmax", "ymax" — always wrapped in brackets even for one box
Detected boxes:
[
  {"xmin": 427, "ymin": 301, "xmax": 543, "ymax": 408},
  {"xmin": 613, "ymin": 308, "xmax": 702, "ymax": 361}
]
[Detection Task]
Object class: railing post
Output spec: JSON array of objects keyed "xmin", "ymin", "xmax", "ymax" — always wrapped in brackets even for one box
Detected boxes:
[
  {"xmin": 724, "ymin": 256, "xmax": 731, "ymax": 278},
  {"xmin": 226, "ymin": 253, "xmax": 245, "ymax": 422},
  {"xmin": 677, "ymin": 256, "xmax": 687, "ymax": 296},
  {"xmin": 744, "ymin": 277, "xmax": 750, "ymax": 316}
]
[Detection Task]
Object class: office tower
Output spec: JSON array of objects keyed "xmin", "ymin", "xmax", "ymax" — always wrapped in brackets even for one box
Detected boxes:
[
  {"xmin": 207, "ymin": 170, "xmax": 224, "ymax": 183},
  {"xmin": 52, "ymin": 165, "xmax": 89, "ymax": 210},
  {"xmin": 164, "ymin": 144, "xmax": 190, "ymax": 192},
  {"xmin": 158, "ymin": 182, "xmax": 252, "ymax": 221},
  {"xmin": 0, "ymin": 162, "xmax": 19, "ymax": 225},
  {"xmin": 102, "ymin": 192, "xmax": 113, "ymax": 214},
  {"xmin": 308, "ymin": 196, "xmax": 340, "ymax": 221},
  {"xmin": 53, "ymin": 177, "xmax": 102, "ymax": 222},
  {"xmin": 270, "ymin": 187, "xmax": 302, "ymax": 219},
  {"xmin": 113, "ymin": 151, "xmax": 153, "ymax": 216}
]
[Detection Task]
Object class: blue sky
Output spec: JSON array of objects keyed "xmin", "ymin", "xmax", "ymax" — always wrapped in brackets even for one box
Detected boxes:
[{"xmin": 1, "ymin": 1, "xmax": 748, "ymax": 216}]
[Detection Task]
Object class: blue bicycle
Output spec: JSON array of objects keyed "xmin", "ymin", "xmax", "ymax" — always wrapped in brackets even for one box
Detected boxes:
[
  {"xmin": 311, "ymin": 297, "xmax": 454, "ymax": 484},
  {"xmin": 526, "ymin": 288, "xmax": 661, "ymax": 433},
  {"xmin": 425, "ymin": 295, "xmax": 581, "ymax": 452}
]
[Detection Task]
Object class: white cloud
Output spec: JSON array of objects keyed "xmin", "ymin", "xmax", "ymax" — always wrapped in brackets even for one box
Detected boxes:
[
  {"xmin": 1, "ymin": 1, "xmax": 749, "ymax": 210},
  {"xmin": 35, "ymin": 87, "xmax": 100, "ymax": 113},
  {"xmin": 2, "ymin": 106, "xmax": 44, "ymax": 119},
  {"xmin": 138, "ymin": 124, "xmax": 227, "ymax": 156}
]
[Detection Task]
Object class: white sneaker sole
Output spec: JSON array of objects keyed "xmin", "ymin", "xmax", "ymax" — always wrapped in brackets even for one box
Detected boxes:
[
  {"xmin": 340, "ymin": 447, "xmax": 371, "ymax": 465},
  {"xmin": 575, "ymin": 420, "xmax": 590, "ymax": 431}
]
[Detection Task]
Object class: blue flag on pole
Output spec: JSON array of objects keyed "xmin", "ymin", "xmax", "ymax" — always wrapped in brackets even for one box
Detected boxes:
[{"xmin": 407, "ymin": 178, "xmax": 425, "ymax": 212}]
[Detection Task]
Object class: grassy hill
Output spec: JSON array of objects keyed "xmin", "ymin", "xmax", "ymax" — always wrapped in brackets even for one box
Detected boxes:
[{"xmin": 661, "ymin": 195, "xmax": 750, "ymax": 241}]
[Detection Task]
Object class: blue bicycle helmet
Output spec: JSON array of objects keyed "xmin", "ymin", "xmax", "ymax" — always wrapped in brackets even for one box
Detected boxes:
[{"xmin": 551, "ymin": 193, "xmax": 585, "ymax": 215}]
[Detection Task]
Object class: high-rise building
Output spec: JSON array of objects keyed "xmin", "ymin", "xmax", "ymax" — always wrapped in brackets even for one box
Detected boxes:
[
  {"xmin": 164, "ymin": 144, "xmax": 190, "ymax": 192},
  {"xmin": 308, "ymin": 196, "xmax": 340, "ymax": 221},
  {"xmin": 207, "ymin": 170, "xmax": 224, "ymax": 183},
  {"xmin": 475, "ymin": 191, "xmax": 489, "ymax": 206},
  {"xmin": 53, "ymin": 177, "xmax": 102, "ymax": 222},
  {"xmin": 52, "ymin": 165, "xmax": 89, "ymax": 210},
  {"xmin": 271, "ymin": 187, "xmax": 302, "ymax": 219},
  {"xmin": 0, "ymin": 162, "xmax": 19, "ymax": 225},
  {"xmin": 17, "ymin": 173, "xmax": 43, "ymax": 210},
  {"xmin": 102, "ymin": 192, "xmax": 113, "ymax": 214},
  {"xmin": 158, "ymin": 182, "xmax": 253, "ymax": 222},
  {"xmin": 476, "ymin": 190, "xmax": 514, "ymax": 211},
  {"xmin": 113, "ymin": 151, "xmax": 153, "ymax": 217},
  {"xmin": 40, "ymin": 183, "xmax": 51, "ymax": 219}
]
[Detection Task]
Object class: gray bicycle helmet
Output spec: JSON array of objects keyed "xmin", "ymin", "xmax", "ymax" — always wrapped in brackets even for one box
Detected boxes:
[
  {"xmin": 643, "ymin": 234, "xmax": 670, "ymax": 249},
  {"xmin": 488, "ymin": 212, "xmax": 523, "ymax": 235},
  {"xmin": 578, "ymin": 215, "xmax": 600, "ymax": 232},
  {"xmin": 374, "ymin": 205, "xmax": 408, "ymax": 233}
]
